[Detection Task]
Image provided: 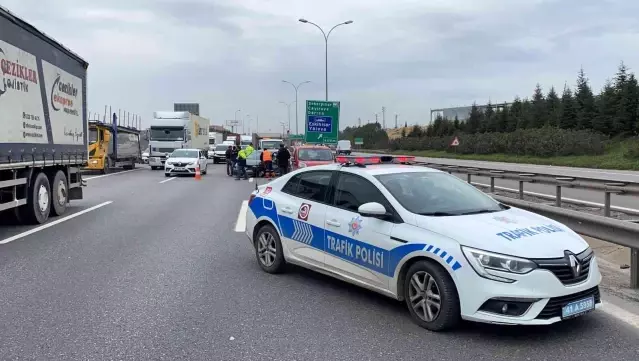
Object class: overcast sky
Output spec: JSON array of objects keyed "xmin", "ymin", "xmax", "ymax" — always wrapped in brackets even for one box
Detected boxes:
[{"xmin": 4, "ymin": 0, "xmax": 639, "ymax": 134}]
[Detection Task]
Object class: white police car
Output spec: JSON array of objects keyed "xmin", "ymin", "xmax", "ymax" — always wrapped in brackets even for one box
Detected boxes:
[{"xmin": 244, "ymin": 155, "xmax": 602, "ymax": 331}]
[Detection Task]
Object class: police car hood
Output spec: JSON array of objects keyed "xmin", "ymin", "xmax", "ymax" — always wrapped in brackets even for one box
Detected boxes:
[
  {"xmin": 414, "ymin": 207, "xmax": 589, "ymax": 258},
  {"xmin": 167, "ymin": 157, "xmax": 197, "ymax": 163}
]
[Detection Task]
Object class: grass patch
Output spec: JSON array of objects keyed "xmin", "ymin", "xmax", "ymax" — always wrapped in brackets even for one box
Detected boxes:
[{"xmin": 361, "ymin": 139, "xmax": 639, "ymax": 170}]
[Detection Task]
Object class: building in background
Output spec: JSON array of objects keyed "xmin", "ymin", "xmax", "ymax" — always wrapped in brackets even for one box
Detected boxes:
[
  {"xmin": 430, "ymin": 102, "xmax": 511, "ymax": 122},
  {"xmin": 173, "ymin": 103, "xmax": 200, "ymax": 116}
]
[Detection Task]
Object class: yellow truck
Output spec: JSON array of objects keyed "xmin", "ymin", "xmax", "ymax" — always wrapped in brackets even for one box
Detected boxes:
[{"xmin": 86, "ymin": 119, "xmax": 141, "ymax": 174}]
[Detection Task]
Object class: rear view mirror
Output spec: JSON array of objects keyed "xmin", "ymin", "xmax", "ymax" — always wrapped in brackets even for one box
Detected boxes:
[{"xmin": 358, "ymin": 202, "xmax": 387, "ymax": 217}]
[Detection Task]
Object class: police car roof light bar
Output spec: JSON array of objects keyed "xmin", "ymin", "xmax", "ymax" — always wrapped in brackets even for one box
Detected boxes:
[{"xmin": 334, "ymin": 155, "xmax": 415, "ymax": 166}]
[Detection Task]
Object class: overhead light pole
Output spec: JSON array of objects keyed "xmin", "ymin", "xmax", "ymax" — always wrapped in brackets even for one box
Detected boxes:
[
  {"xmin": 279, "ymin": 101, "xmax": 296, "ymax": 136},
  {"xmin": 282, "ymin": 80, "xmax": 310, "ymax": 135},
  {"xmin": 298, "ymin": 18, "xmax": 353, "ymax": 101}
]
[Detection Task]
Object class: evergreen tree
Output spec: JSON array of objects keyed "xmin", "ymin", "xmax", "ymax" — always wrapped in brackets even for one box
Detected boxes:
[
  {"xmin": 507, "ymin": 97, "xmax": 523, "ymax": 132},
  {"xmin": 593, "ymin": 80, "xmax": 616, "ymax": 134},
  {"xmin": 404, "ymin": 121, "xmax": 408, "ymax": 128},
  {"xmin": 465, "ymin": 103, "xmax": 482, "ymax": 133},
  {"xmin": 484, "ymin": 102, "xmax": 495, "ymax": 132},
  {"xmin": 495, "ymin": 103, "xmax": 510, "ymax": 132},
  {"xmin": 519, "ymin": 98, "xmax": 533, "ymax": 129},
  {"xmin": 560, "ymin": 84, "xmax": 577, "ymax": 129},
  {"xmin": 453, "ymin": 115, "xmax": 461, "ymax": 130},
  {"xmin": 575, "ymin": 68, "xmax": 596, "ymax": 130},
  {"xmin": 531, "ymin": 84, "xmax": 547, "ymax": 128},
  {"xmin": 409, "ymin": 124, "xmax": 423, "ymax": 138},
  {"xmin": 613, "ymin": 63, "xmax": 639, "ymax": 134},
  {"xmin": 546, "ymin": 86, "xmax": 561, "ymax": 127},
  {"xmin": 400, "ymin": 127, "xmax": 407, "ymax": 138}
]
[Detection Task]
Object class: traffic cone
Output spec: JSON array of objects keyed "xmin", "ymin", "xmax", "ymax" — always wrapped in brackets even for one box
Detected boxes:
[{"xmin": 195, "ymin": 164, "xmax": 202, "ymax": 180}]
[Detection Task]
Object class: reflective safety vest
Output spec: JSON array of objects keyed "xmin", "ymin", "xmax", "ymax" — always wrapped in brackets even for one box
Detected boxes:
[
  {"xmin": 238, "ymin": 149, "xmax": 247, "ymax": 159},
  {"xmin": 262, "ymin": 149, "xmax": 272, "ymax": 161}
]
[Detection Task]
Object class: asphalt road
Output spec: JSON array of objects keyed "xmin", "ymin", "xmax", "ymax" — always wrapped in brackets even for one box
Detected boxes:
[
  {"xmin": 355, "ymin": 153, "xmax": 639, "ymax": 211},
  {"xmin": 1, "ymin": 164, "xmax": 639, "ymax": 360}
]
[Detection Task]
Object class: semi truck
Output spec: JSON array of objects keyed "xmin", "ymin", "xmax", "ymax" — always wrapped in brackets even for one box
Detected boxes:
[
  {"xmin": 0, "ymin": 5, "xmax": 88, "ymax": 224},
  {"xmin": 252, "ymin": 133, "xmax": 284, "ymax": 150},
  {"xmin": 148, "ymin": 111, "xmax": 209, "ymax": 170},
  {"xmin": 86, "ymin": 116, "xmax": 141, "ymax": 173}
]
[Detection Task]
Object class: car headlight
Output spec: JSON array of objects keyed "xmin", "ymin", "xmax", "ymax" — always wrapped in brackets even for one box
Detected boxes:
[
  {"xmin": 299, "ymin": 162, "xmax": 307, "ymax": 168},
  {"xmin": 461, "ymin": 246, "xmax": 537, "ymax": 283}
]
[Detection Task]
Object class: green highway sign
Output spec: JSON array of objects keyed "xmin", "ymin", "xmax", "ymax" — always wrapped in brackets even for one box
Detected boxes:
[
  {"xmin": 354, "ymin": 137, "xmax": 364, "ymax": 145},
  {"xmin": 288, "ymin": 134, "xmax": 304, "ymax": 140},
  {"xmin": 305, "ymin": 100, "xmax": 340, "ymax": 144}
]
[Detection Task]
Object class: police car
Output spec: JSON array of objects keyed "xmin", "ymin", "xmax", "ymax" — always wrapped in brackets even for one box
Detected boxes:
[{"xmin": 244, "ymin": 155, "xmax": 602, "ymax": 331}]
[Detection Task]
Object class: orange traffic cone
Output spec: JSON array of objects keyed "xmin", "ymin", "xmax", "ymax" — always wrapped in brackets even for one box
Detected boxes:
[{"xmin": 195, "ymin": 164, "xmax": 202, "ymax": 180}]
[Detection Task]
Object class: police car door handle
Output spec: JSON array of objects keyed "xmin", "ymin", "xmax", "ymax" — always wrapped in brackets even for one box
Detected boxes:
[
  {"xmin": 326, "ymin": 219, "xmax": 341, "ymax": 227},
  {"xmin": 282, "ymin": 207, "xmax": 295, "ymax": 214}
]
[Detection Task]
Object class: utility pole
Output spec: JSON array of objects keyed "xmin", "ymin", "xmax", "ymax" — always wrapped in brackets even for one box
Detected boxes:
[
  {"xmin": 358, "ymin": 117, "xmax": 361, "ymax": 127},
  {"xmin": 395, "ymin": 113, "xmax": 398, "ymax": 128},
  {"xmin": 382, "ymin": 106, "xmax": 386, "ymax": 129},
  {"xmin": 375, "ymin": 113, "xmax": 378, "ymax": 124}
]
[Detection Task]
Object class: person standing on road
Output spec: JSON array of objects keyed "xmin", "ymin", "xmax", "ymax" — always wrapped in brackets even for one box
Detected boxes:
[
  {"xmin": 225, "ymin": 146, "xmax": 233, "ymax": 176},
  {"xmin": 277, "ymin": 143, "xmax": 290, "ymax": 176},
  {"xmin": 230, "ymin": 145, "xmax": 239, "ymax": 177},
  {"xmin": 260, "ymin": 148, "xmax": 274, "ymax": 177},
  {"xmin": 245, "ymin": 143, "xmax": 255, "ymax": 158},
  {"xmin": 236, "ymin": 148, "xmax": 249, "ymax": 180}
]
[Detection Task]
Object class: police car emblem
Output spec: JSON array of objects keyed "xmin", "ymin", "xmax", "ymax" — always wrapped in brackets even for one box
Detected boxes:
[
  {"xmin": 493, "ymin": 216, "xmax": 517, "ymax": 224},
  {"xmin": 298, "ymin": 203, "xmax": 311, "ymax": 221},
  {"xmin": 348, "ymin": 216, "xmax": 363, "ymax": 236}
]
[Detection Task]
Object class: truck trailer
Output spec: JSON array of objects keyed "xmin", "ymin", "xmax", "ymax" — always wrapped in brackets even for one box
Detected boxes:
[
  {"xmin": 86, "ymin": 116, "xmax": 141, "ymax": 173},
  {"xmin": 148, "ymin": 111, "xmax": 210, "ymax": 170},
  {"xmin": 0, "ymin": 5, "xmax": 88, "ymax": 224}
]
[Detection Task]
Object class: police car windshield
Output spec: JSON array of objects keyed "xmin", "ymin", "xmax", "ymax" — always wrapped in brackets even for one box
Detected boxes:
[
  {"xmin": 170, "ymin": 150, "xmax": 198, "ymax": 158},
  {"xmin": 375, "ymin": 172, "xmax": 505, "ymax": 216},
  {"xmin": 298, "ymin": 149, "xmax": 333, "ymax": 161}
]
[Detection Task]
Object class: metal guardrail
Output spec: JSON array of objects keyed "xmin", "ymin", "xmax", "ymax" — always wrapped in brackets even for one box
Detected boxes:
[{"xmin": 407, "ymin": 159, "xmax": 639, "ymax": 288}]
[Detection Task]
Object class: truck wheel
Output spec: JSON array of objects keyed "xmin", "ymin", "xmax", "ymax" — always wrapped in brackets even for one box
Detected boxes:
[
  {"xmin": 16, "ymin": 172, "xmax": 51, "ymax": 225},
  {"xmin": 50, "ymin": 170, "xmax": 68, "ymax": 217},
  {"xmin": 130, "ymin": 160, "xmax": 136, "ymax": 169}
]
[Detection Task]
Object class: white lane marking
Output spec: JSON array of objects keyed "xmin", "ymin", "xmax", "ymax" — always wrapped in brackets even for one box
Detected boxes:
[
  {"xmin": 159, "ymin": 177, "xmax": 177, "ymax": 184},
  {"xmin": 234, "ymin": 200, "xmax": 248, "ymax": 232},
  {"xmin": 473, "ymin": 182, "xmax": 639, "ymax": 214},
  {"xmin": 84, "ymin": 169, "xmax": 141, "ymax": 180},
  {"xmin": 0, "ymin": 201, "xmax": 113, "ymax": 245},
  {"xmin": 600, "ymin": 301, "xmax": 639, "ymax": 329},
  {"xmin": 249, "ymin": 178, "xmax": 254, "ymax": 183}
]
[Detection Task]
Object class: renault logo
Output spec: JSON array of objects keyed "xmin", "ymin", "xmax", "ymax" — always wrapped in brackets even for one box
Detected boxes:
[{"xmin": 568, "ymin": 254, "xmax": 581, "ymax": 278}]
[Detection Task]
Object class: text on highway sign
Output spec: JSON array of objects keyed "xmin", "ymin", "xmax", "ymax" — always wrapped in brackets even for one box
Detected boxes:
[{"xmin": 305, "ymin": 100, "xmax": 340, "ymax": 144}]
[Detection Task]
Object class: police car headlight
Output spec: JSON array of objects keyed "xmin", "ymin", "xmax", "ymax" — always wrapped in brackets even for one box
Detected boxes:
[{"xmin": 461, "ymin": 246, "xmax": 537, "ymax": 283}]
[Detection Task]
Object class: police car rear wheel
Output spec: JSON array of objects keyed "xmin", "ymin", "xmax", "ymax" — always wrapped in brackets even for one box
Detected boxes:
[
  {"xmin": 255, "ymin": 225, "xmax": 285, "ymax": 273},
  {"xmin": 404, "ymin": 261, "xmax": 460, "ymax": 331}
]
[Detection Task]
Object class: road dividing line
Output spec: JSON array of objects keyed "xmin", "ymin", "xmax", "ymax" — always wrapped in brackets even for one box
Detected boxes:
[
  {"xmin": 600, "ymin": 301, "xmax": 639, "ymax": 329},
  {"xmin": 159, "ymin": 177, "xmax": 177, "ymax": 184},
  {"xmin": 234, "ymin": 201, "xmax": 248, "ymax": 232},
  {"xmin": 0, "ymin": 201, "xmax": 113, "ymax": 245},
  {"xmin": 84, "ymin": 168, "xmax": 141, "ymax": 180}
]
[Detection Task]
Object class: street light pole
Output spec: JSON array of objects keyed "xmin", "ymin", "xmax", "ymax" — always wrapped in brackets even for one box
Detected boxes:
[
  {"xmin": 279, "ymin": 101, "xmax": 296, "ymax": 135},
  {"xmin": 234, "ymin": 109, "xmax": 241, "ymax": 133},
  {"xmin": 298, "ymin": 18, "xmax": 353, "ymax": 101},
  {"xmin": 282, "ymin": 80, "xmax": 310, "ymax": 135}
]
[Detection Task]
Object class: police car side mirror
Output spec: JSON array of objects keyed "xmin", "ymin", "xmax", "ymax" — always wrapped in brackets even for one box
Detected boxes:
[{"xmin": 358, "ymin": 202, "xmax": 387, "ymax": 217}]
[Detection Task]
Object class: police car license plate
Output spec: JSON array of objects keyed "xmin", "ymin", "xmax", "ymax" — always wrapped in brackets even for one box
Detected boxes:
[
  {"xmin": 174, "ymin": 167, "xmax": 185, "ymax": 171},
  {"xmin": 561, "ymin": 296, "xmax": 595, "ymax": 319}
]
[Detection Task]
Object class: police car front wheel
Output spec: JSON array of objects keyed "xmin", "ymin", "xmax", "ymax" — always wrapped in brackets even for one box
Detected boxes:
[
  {"xmin": 255, "ymin": 225, "xmax": 286, "ymax": 273},
  {"xmin": 404, "ymin": 260, "xmax": 460, "ymax": 331}
]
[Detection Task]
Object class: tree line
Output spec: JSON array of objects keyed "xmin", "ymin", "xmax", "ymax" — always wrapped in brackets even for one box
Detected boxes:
[{"xmin": 341, "ymin": 63, "xmax": 639, "ymax": 157}]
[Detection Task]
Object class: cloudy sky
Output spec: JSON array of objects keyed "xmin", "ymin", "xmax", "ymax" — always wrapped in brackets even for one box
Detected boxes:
[{"xmin": 3, "ymin": 0, "xmax": 639, "ymax": 134}]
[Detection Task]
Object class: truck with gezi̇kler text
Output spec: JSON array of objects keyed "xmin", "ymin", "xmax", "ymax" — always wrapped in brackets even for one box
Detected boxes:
[
  {"xmin": 0, "ymin": 5, "xmax": 89, "ymax": 224},
  {"xmin": 148, "ymin": 111, "xmax": 210, "ymax": 170}
]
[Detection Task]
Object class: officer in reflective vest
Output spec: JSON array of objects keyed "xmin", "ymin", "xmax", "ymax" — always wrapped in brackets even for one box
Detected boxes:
[
  {"xmin": 260, "ymin": 148, "xmax": 274, "ymax": 177},
  {"xmin": 236, "ymin": 148, "xmax": 249, "ymax": 180}
]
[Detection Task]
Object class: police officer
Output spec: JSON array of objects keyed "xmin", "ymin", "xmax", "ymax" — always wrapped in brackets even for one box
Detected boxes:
[
  {"xmin": 236, "ymin": 147, "xmax": 248, "ymax": 180},
  {"xmin": 229, "ymin": 145, "xmax": 239, "ymax": 177},
  {"xmin": 277, "ymin": 143, "xmax": 290, "ymax": 176}
]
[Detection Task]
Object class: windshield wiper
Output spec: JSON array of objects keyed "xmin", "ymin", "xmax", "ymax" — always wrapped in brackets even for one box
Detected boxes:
[
  {"xmin": 417, "ymin": 212, "xmax": 458, "ymax": 217},
  {"xmin": 457, "ymin": 209, "xmax": 501, "ymax": 216}
]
